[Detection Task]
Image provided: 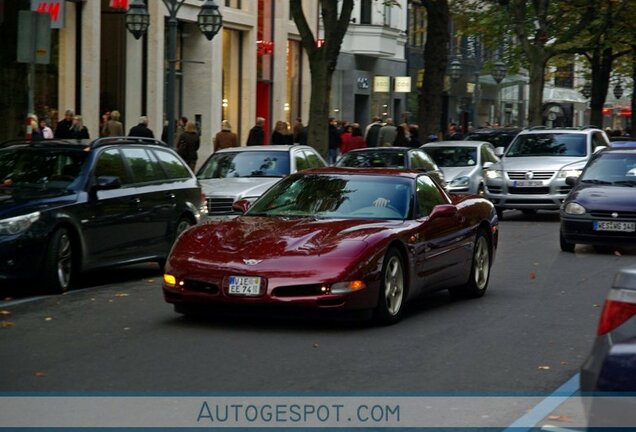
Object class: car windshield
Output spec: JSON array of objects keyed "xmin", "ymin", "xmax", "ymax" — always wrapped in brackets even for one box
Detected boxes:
[
  {"xmin": 0, "ymin": 147, "xmax": 87, "ymax": 190},
  {"xmin": 465, "ymin": 132, "xmax": 517, "ymax": 149},
  {"xmin": 247, "ymin": 174, "xmax": 413, "ymax": 220},
  {"xmin": 197, "ymin": 151, "xmax": 290, "ymax": 179},
  {"xmin": 580, "ymin": 153, "xmax": 636, "ymax": 186},
  {"xmin": 424, "ymin": 147, "xmax": 477, "ymax": 167},
  {"xmin": 337, "ymin": 151, "xmax": 407, "ymax": 168},
  {"xmin": 506, "ymin": 133, "xmax": 587, "ymax": 157}
]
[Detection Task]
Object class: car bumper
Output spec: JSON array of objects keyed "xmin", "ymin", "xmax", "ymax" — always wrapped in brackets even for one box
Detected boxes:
[
  {"xmin": 485, "ymin": 178, "xmax": 571, "ymax": 209},
  {"xmin": 0, "ymin": 233, "xmax": 47, "ymax": 281},
  {"xmin": 561, "ymin": 215, "xmax": 636, "ymax": 246}
]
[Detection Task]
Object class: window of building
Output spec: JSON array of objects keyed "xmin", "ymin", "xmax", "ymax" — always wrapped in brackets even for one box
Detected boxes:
[
  {"xmin": 225, "ymin": 0, "xmax": 242, "ymax": 9},
  {"xmin": 383, "ymin": 3, "xmax": 392, "ymax": 27},
  {"xmin": 408, "ymin": 5, "xmax": 426, "ymax": 47},
  {"xmin": 222, "ymin": 29, "xmax": 243, "ymax": 141},
  {"xmin": 286, "ymin": 39, "xmax": 302, "ymax": 124},
  {"xmin": 360, "ymin": 0, "xmax": 372, "ymax": 24}
]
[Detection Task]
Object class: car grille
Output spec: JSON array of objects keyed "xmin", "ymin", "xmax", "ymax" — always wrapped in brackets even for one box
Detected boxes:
[
  {"xmin": 557, "ymin": 186, "xmax": 572, "ymax": 194},
  {"xmin": 207, "ymin": 197, "xmax": 235, "ymax": 214},
  {"xmin": 507, "ymin": 171, "xmax": 555, "ymax": 180},
  {"xmin": 590, "ymin": 211, "xmax": 636, "ymax": 219},
  {"xmin": 183, "ymin": 280, "xmax": 220, "ymax": 294},
  {"xmin": 487, "ymin": 185, "xmax": 502, "ymax": 194},
  {"xmin": 508, "ymin": 187, "xmax": 550, "ymax": 195},
  {"xmin": 272, "ymin": 285, "xmax": 325, "ymax": 297}
]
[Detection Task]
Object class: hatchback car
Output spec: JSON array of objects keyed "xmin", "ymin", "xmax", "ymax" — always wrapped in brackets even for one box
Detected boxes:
[
  {"xmin": 464, "ymin": 127, "xmax": 521, "ymax": 153},
  {"xmin": 336, "ymin": 147, "xmax": 445, "ymax": 187},
  {"xmin": 422, "ymin": 141, "xmax": 499, "ymax": 195},
  {"xmin": 0, "ymin": 137, "xmax": 204, "ymax": 293},
  {"xmin": 197, "ymin": 145, "xmax": 327, "ymax": 216},
  {"xmin": 560, "ymin": 148, "xmax": 636, "ymax": 252},
  {"xmin": 484, "ymin": 126, "xmax": 609, "ymax": 219}
]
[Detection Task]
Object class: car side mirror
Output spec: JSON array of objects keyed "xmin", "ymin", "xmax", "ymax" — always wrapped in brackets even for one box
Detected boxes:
[
  {"xmin": 232, "ymin": 199, "xmax": 252, "ymax": 214},
  {"xmin": 494, "ymin": 147, "xmax": 505, "ymax": 157},
  {"xmin": 565, "ymin": 176, "xmax": 579, "ymax": 187},
  {"xmin": 483, "ymin": 161, "xmax": 494, "ymax": 169},
  {"xmin": 429, "ymin": 204, "xmax": 458, "ymax": 219}
]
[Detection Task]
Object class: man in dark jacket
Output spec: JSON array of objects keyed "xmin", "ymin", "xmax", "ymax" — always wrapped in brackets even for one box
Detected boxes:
[
  {"xmin": 328, "ymin": 117, "xmax": 341, "ymax": 165},
  {"xmin": 246, "ymin": 117, "xmax": 265, "ymax": 146},
  {"xmin": 128, "ymin": 116, "xmax": 155, "ymax": 138},
  {"xmin": 54, "ymin": 109, "xmax": 74, "ymax": 138}
]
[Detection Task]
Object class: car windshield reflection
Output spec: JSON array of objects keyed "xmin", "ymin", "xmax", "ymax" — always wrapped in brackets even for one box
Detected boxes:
[
  {"xmin": 247, "ymin": 174, "xmax": 412, "ymax": 220},
  {"xmin": 197, "ymin": 151, "xmax": 291, "ymax": 179},
  {"xmin": 337, "ymin": 151, "xmax": 407, "ymax": 168},
  {"xmin": 506, "ymin": 133, "xmax": 587, "ymax": 157},
  {"xmin": 425, "ymin": 147, "xmax": 478, "ymax": 167},
  {"xmin": 581, "ymin": 153, "xmax": 636, "ymax": 186}
]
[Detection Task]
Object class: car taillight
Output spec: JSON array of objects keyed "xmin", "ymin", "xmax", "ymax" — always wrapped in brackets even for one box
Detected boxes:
[{"xmin": 597, "ymin": 268, "xmax": 636, "ymax": 336}]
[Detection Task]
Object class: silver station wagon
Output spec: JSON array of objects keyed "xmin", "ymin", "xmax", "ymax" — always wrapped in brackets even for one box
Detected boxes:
[{"xmin": 484, "ymin": 127, "xmax": 609, "ymax": 219}]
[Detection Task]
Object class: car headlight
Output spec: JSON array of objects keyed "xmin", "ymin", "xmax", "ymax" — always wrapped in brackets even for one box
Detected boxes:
[
  {"xmin": 330, "ymin": 280, "xmax": 366, "ymax": 294},
  {"xmin": 0, "ymin": 211, "xmax": 40, "ymax": 235},
  {"xmin": 485, "ymin": 170, "xmax": 503, "ymax": 179},
  {"xmin": 558, "ymin": 169, "xmax": 582, "ymax": 178},
  {"xmin": 450, "ymin": 176, "xmax": 470, "ymax": 187},
  {"xmin": 564, "ymin": 202, "xmax": 586, "ymax": 215}
]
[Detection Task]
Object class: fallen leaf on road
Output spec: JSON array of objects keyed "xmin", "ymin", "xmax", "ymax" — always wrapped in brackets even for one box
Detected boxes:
[
  {"xmin": 108, "ymin": 300, "xmax": 114, "ymax": 303},
  {"xmin": 548, "ymin": 415, "xmax": 573, "ymax": 423},
  {"xmin": 34, "ymin": 372, "xmax": 46, "ymax": 378},
  {"xmin": 529, "ymin": 272, "xmax": 537, "ymax": 280},
  {"xmin": 147, "ymin": 279, "xmax": 155, "ymax": 283},
  {"xmin": 533, "ymin": 262, "xmax": 540, "ymax": 266},
  {"xmin": 90, "ymin": 298, "xmax": 96, "ymax": 301},
  {"xmin": 3, "ymin": 297, "xmax": 13, "ymax": 301},
  {"xmin": 538, "ymin": 365, "xmax": 551, "ymax": 370},
  {"xmin": 0, "ymin": 310, "xmax": 11, "ymax": 316},
  {"xmin": 44, "ymin": 317, "xmax": 53, "ymax": 321},
  {"xmin": 561, "ymin": 361, "xmax": 569, "ymax": 365},
  {"xmin": 313, "ymin": 343, "xmax": 319, "ymax": 348},
  {"xmin": 1, "ymin": 321, "xmax": 15, "ymax": 328},
  {"xmin": 123, "ymin": 327, "xmax": 130, "ymax": 331},
  {"xmin": 114, "ymin": 292, "xmax": 129, "ymax": 297},
  {"xmin": 593, "ymin": 304, "xmax": 600, "ymax": 308},
  {"xmin": 614, "ymin": 251, "xmax": 622, "ymax": 256}
]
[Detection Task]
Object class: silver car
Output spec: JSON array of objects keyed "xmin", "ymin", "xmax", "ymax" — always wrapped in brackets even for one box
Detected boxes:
[
  {"xmin": 422, "ymin": 141, "xmax": 499, "ymax": 195},
  {"xmin": 484, "ymin": 127, "xmax": 609, "ymax": 219},
  {"xmin": 196, "ymin": 145, "xmax": 327, "ymax": 216}
]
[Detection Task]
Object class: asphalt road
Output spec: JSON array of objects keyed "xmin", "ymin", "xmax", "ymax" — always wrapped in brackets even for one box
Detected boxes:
[{"xmin": 1, "ymin": 210, "xmax": 635, "ymax": 394}]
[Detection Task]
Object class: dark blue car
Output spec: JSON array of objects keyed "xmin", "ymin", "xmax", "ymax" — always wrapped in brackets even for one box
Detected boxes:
[
  {"xmin": 0, "ymin": 137, "xmax": 204, "ymax": 293},
  {"xmin": 560, "ymin": 148, "xmax": 636, "ymax": 252}
]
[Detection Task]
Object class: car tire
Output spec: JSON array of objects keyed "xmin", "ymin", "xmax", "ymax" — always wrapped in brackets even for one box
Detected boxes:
[
  {"xmin": 560, "ymin": 228, "xmax": 575, "ymax": 252},
  {"xmin": 495, "ymin": 207, "xmax": 504, "ymax": 221},
  {"xmin": 174, "ymin": 216, "xmax": 193, "ymax": 241},
  {"xmin": 42, "ymin": 228, "xmax": 74, "ymax": 294},
  {"xmin": 374, "ymin": 248, "xmax": 406, "ymax": 325},
  {"xmin": 450, "ymin": 229, "xmax": 491, "ymax": 299}
]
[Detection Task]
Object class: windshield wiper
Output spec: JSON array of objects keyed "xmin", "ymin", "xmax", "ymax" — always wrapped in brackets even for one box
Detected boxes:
[
  {"xmin": 581, "ymin": 179, "xmax": 612, "ymax": 185},
  {"xmin": 612, "ymin": 180, "xmax": 636, "ymax": 187}
]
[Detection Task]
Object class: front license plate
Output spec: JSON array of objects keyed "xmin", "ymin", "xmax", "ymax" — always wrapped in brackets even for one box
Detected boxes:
[
  {"xmin": 513, "ymin": 180, "xmax": 544, "ymax": 187},
  {"xmin": 228, "ymin": 276, "xmax": 262, "ymax": 296},
  {"xmin": 593, "ymin": 221, "xmax": 636, "ymax": 232}
]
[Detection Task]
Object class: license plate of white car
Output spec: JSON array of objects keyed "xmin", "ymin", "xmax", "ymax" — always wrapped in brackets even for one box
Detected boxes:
[
  {"xmin": 513, "ymin": 180, "xmax": 544, "ymax": 187},
  {"xmin": 228, "ymin": 276, "xmax": 262, "ymax": 295},
  {"xmin": 593, "ymin": 221, "xmax": 636, "ymax": 232}
]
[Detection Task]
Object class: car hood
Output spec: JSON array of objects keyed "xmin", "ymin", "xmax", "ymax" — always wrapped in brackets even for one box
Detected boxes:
[
  {"xmin": 567, "ymin": 184, "xmax": 636, "ymax": 212},
  {"xmin": 0, "ymin": 188, "xmax": 79, "ymax": 219},
  {"xmin": 440, "ymin": 166, "xmax": 477, "ymax": 181},
  {"xmin": 198, "ymin": 177, "xmax": 283, "ymax": 199},
  {"xmin": 498, "ymin": 156, "xmax": 585, "ymax": 171}
]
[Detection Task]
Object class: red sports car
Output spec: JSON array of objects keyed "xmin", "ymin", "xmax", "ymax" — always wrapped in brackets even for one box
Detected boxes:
[{"xmin": 163, "ymin": 168, "xmax": 498, "ymax": 324}]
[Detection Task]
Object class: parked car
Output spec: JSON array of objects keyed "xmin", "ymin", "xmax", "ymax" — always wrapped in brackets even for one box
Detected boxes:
[
  {"xmin": 422, "ymin": 141, "xmax": 499, "ymax": 195},
  {"xmin": 560, "ymin": 147, "xmax": 636, "ymax": 252},
  {"xmin": 197, "ymin": 145, "xmax": 327, "ymax": 216},
  {"xmin": 464, "ymin": 127, "xmax": 521, "ymax": 153},
  {"xmin": 580, "ymin": 266, "xmax": 636, "ymax": 426},
  {"xmin": 336, "ymin": 147, "xmax": 445, "ymax": 187},
  {"xmin": 163, "ymin": 168, "xmax": 498, "ymax": 324},
  {"xmin": 484, "ymin": 126, "xmax": 609, "ymax": 219},
  {"xmin": 0, "ymin": 137, "xmax": 205, "ymax": 293}
]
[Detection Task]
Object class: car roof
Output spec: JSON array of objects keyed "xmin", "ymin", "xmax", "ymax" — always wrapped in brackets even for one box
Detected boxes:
[
  {"xmin": 599, "ymin": 147, "xmax": 636, "ymax": 154},
  {"xmin": 301, "ymin": 167, "xmax": 422, "ymax": 178},
  {"xmin": 346, "ymin": 147, "xmax": 414, "ymax": 153},
  {"xmin": 517, "ymin": 126, "xmax": 602, "ymax": 135},
  {"xmin": 215, "ymin": 145, "xmax": 306, "ymax": 153},
  {"xmin": 466, "ymin": 128, "xmax": 521, "ymax": 134},
  {"xmin": 0, "ymin": 137, "xmax": 169, "ymax": 150},
  {"xmin": 423, "ymin": 141, "xmax": 490, "ymax": 147}
]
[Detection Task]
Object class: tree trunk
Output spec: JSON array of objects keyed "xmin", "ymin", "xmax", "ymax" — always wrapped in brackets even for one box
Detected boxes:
[
  {"xmin": 419, "ymin": 0, "xmax": 449, "ymax": 142},
  {"xmin": 527, "ymin": 56, "xmax": 547, "ymax": 126},
  {"xmin": 589, "ymin": 48, "xmax": 613, "ymax": 128},
  {"xmin": 307, "ymin": 57, "xmax": 331, "ymax": 159}
]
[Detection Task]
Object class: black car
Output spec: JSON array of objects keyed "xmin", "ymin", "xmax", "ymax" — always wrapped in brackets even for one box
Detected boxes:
[
  {"xmin": 336, "ymin": 147, "xmax": 446, "ymax": 186},
  {"xmin": 560, "ymin": 148, "xmax": 636, "ymax": 252},
  {"xmin": 0, "ymin": 137, "xmax": 204, "ymax": 293},
  {"xmin": 464, "ymin": 127, "xmax": 521, "ymax": 154}
]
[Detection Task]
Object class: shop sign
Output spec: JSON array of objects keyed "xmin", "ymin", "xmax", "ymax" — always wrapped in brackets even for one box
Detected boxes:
[
  {"xmin": 31, "ymin": 0, "xmax": 64, "ymax": 29},
  {"xmin": 110, "ymin": 0, "xmax": 129, "ymax": 10},
  {"xmin": 374, "ymin": 76, "xmax": 390, "ymax": 93},
  {"xmin": 394, "ymin": 76, "xmax": 412, "ymax": 93},
  {"xmin": 357, "ymin": 77, "xmax": 369, "ymax": 90}
]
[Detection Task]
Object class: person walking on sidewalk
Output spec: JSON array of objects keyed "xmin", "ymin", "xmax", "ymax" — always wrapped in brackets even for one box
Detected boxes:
[
  {"xmin": 214, "ymin": 120, "xmax": 238, "ymax": 152},
  {"xmin": 54, "ymin": 109, "xmax": 74, "ymax": 138},
  {"xmin": 101, "ymin": 110, "xmax": 124, "ymax": 137},
  {"xmin": 176, "ymin": 121, "xmax": 200, "ymax": 171},
  {"xmin": 246, "ymin": 117, "xmax": 266, "ymax": 146},
  {"xmin": 128, "ymin": 116, "xmax": 155, "ymax": 138}
]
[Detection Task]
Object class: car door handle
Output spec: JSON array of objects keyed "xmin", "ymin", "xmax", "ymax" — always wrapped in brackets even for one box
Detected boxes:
[
  {"xmin": 130, "ymin": 197, "xmax": 141, "ymax": 205},
  {"xmin": 165, "ymin": 193, "xmax": 176, "ymax": 200}
]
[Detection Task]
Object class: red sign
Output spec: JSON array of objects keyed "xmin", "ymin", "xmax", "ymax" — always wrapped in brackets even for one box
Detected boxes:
[
  {"xmin": 31, "ymin": 0, "xmax": 64, "ymax": 28},
  {"xmin": 257, "ymin": 40, "xmax": 274, "ymax": 55},
  {"xmin": 110, "ymin": 0, "xmax": 129, "ymax": 9}
]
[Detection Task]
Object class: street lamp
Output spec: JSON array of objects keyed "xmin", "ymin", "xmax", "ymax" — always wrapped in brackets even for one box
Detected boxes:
[
  {"xmin": 581, "ymin": 82, "xmax": 592, "ymax": 99},
  {"xmin": 449, "ymin": 57, "xmax": 462, "ymax": 82},
  {"xmin": 126, "ymin": 0, "xmax": 223, "ymax": 148},
  {"xmin": 614, "ymin": 82, "xmax": 624, "ymax": 99},
  {"xmin": 491, "ymin": 61, "xmax": 506, "ymax": 126}
]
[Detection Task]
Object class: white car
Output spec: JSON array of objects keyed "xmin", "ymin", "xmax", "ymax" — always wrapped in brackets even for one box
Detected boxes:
[{"xmin": 197, "ymin": 145, "xmax": 327, "ymax": 216}]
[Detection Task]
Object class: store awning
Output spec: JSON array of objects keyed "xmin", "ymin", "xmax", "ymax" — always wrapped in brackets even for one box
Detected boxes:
[{"xmin": 543, "ymin": 87, "xmax": 588, "ymax": 104}]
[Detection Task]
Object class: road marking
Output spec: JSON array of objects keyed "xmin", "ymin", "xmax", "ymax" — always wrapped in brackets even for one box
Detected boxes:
[{"xmin": 504, "ymin": 373, "xmax": 580, "ymax": 431}]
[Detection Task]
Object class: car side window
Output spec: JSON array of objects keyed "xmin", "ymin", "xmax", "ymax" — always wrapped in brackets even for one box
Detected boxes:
[
  {"xmin": 153, "ymin": 149, "xmax": 191, "ymax": 179},
  {"xmin": 483, "ymin": 145, "xmax": 498, "ymax": 163},
  {"xmin": 294, "ymin": 151, "xmax": 309, "ymax": 172},
  {"xmin": 93, "ymin": 149, "xmax": 132, "ymax": 185},
  {"xmin": 121, "ymin": 148, "xmax": 165, "ymax": 184},
  {"xmin": 304, "ymin": 150, "xmax": 326, "ymax": 168},
  {"xmin": 592, "ymin": 132, "xmax": 608, "ymax": 150},
  {"xmin": 416, "ymin": 175, "xmax": 446, "ymax": 217}
]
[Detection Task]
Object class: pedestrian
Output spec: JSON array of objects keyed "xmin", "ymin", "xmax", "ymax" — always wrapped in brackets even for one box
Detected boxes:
[
  {"xmin": 176, "ymin": 121, "xmax": 200, "ymax": 171},
  {"xmin": 246, "ymin": 117, "xmax": 266, "ymax": 146},
  {"xmin": 365, "ymin": 116, "xmax": 383, "ymax": 147},
  {"xmin": 272, "ymin": 120, "xmax": 293, "ymax": 145},
  {"xmin": 69, "ymin": 115, "xmax": 90, "ymax": 139},
  {"xmin": 29, "ymin": 114, "xmax": 43, "ymax": 140},
  {"xmin": 39, "ymin": 118, "xmax": 54, "ymax": 139},
  {"xmin": 378, "ymin": 118, "xmax": 397, "ymax": 147},
  {"xmin": 408, "ymin": 125, "xmax": 421, "ymax": 148},
  {"xmin": 128, "ymin": 116, "xmax": 155, "ymax": 138},
  {"xmin": 328, "ymin": 117, "xmax": 341, "ymax": 164},
  {"xmin": 393, "ymin": 124, "xmax": 410, "ymax": 147},
  {"xmin": 175, "ymin": 116, "xmax": 188, "ymax": 144},
  {"xmin": 293, "ymin": 118, "xmax": 307, "ymax": 145},
  {"xmin": 101, "ymin": 110, "xmax": 123, "ymax": 137},
  {"xmin": 341, "ymin": 123, "xmax": 366, "ymax": 154},
  {"xmin": 445, "ymin": 122, "xmax": 463, "ymax": 140},
  {"xmin": 214, "ymin": 120, "xmax": 238, "ymax": 152},
  {"xmin": 54, "ymin": 109, "xmax": 74, "ymax": 138}
]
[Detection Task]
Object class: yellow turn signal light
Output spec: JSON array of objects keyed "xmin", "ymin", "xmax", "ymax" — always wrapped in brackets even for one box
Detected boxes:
[{"xmin": 163, "ymin": 274, "xmax": 177, "ymax": 286}]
